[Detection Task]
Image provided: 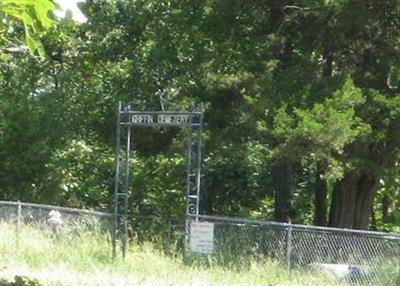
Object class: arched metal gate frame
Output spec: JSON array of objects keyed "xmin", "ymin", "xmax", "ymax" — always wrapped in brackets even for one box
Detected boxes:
[{"xmin": 112, "ymin": 102, "xmax": 204, "ymax": 258}]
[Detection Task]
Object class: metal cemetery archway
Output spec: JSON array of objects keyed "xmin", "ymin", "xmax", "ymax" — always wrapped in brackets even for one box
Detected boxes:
[{"xmin": 112, "ymin": 102, "xmax": 204, "ymax": 258}]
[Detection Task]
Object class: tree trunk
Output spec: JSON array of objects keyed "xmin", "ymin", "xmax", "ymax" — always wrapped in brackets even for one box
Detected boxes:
[
  {"xmin": 329, "ymin": 170, "xmax": 377, "ymax": 229},
  {"xmin": 370, "ymin": 204, "xmax": 377, "ymax": 231},
  {"xmin": 382, "ymin": 192, "xmax": 397, "ymax": 223},
  {"xmin": 269, "ymin": 0, "xmax": 291, "ymax": 31},
  {"xmin": 312, "ymin": 45, "xmax": 332, "ymax": 227},
  {"xmin": 382, "ymin": 194, "xmax": 391, "ymax": 222},
  {"xmin": 314, "ymin": 168, "xmax": 327, "ymax": 226},
  {"xmin": 322, "ymin": 47, "xmax": 333, "ymax": 78},
  {"xmin": 273, "ymin": 157, "xmax": 295, "ymax": 222}
]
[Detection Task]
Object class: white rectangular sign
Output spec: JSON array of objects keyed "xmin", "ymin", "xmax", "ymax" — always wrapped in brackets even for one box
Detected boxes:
[
  {"xmin": 190, "ymin": 222, "xmax": 214, "ymax": 254},
  {"xmin": 130, "ymin": 114, "xmax": 190, "ymax": 125}
]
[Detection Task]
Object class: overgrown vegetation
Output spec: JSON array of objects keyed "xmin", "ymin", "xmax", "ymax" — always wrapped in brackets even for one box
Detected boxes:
[{"xmin": 0, "ymin": 222, "xmax": 361, "ymax": 286}]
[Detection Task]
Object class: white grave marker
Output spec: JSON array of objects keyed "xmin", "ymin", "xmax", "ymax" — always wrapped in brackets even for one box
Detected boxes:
[{"xmin": 190, "ymin": 222, "xmax": 214, "ymax": 254}]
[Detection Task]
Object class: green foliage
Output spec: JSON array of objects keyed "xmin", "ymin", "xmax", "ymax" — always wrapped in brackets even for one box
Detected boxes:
[
  {"xmin": 130, "ymin": 153, "xmax": 186, "ymax": 219},
  {"xmin": 1, "ymin": 276, "xmax": 40, "ymax": 286},
  {"xmin": 0, "ymin": 0, "xmax": 55, "ymax": 57},
  {"xmin": 2, "ymin": 0, "xmax": 400, "ymax": 231},
  {"xmin": 46, "ymin": 139, "xmax": 114, "ymax": 209},
  {"xmin": 203, "ymin": 142, "xmax": 271, "ymax": 217},
  {"xmin": 272, "ymin": 79, "xmax": 371, "ymax": 181}
]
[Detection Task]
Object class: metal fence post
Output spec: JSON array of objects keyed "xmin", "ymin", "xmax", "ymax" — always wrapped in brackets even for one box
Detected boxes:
[
  {"xmin": 113, "ymin": 102, "xmax": 122, "ymax": 259},
  {"xmin": 286, "ymin": 222, "xmax": 293, "ymax": 273},
  {"xmin": 16, "ymin": 201, "xmax": 22, "ymax": 250}
]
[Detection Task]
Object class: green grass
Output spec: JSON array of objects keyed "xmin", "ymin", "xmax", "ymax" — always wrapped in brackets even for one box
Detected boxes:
[{"xmin": 0, "ymin": 222, "xmax": 390, "ymax": 285}]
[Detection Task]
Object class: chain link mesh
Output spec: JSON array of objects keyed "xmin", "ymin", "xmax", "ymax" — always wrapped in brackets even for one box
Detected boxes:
[
  {"xmin": 0, "ymin": 201, "xmax": 113, "ymax": 251},
  {"xmin": 0, "ymin": 201, "xmax": 182, "ymax": 256},
  {"xmin": 193, "ymin": 215, "xmax": 400, "ymax": 284},
  {"xmin": 2, "ymin": 201, "xmax": 400, "ymax": 284}
]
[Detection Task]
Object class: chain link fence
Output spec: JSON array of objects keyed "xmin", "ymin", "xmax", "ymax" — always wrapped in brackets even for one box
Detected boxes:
[
  {"xmin": 189, "ymin": 215, "xmax": 400, "ymax": 284},
  {"xmin": 0, "ymin": 201, "xmax": 182, "ymax": 257},
  {"xmin": 1, "ymin": 201, "xmax": 400, "ymax": 284},
  {"xmin": 0, "ymin": 201, "xmax": 114, "ymax": 251}
]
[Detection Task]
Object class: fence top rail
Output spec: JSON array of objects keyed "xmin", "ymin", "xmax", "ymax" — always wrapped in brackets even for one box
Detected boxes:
[
  {"xmin": 193, "ymin": 214, "xmax": 400, "ymax": 240},
  {"xmin": 0, "ymin": 200, "xmax": 112, "ymax": 217}
]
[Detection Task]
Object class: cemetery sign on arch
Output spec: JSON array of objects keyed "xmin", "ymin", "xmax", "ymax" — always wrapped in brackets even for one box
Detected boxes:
[{"xmin": 112, "ymin": 102, "xmax": 204, "ymax": 258}]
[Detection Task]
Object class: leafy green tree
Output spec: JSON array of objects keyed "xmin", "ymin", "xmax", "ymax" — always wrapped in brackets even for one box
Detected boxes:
[
  {"xmin": 3, "ymin": 0, "xmax": 400, "ymax": 232},
  {"xmin": 0, "ymin": 0, "xmax": 55, "ymax": 57}
]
